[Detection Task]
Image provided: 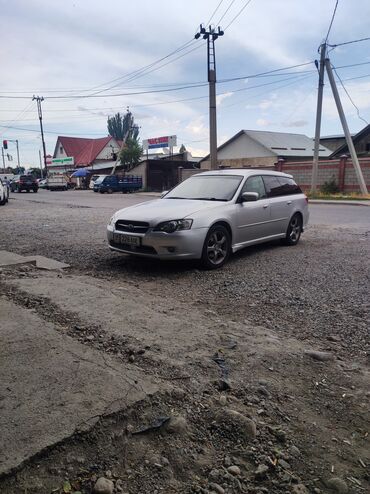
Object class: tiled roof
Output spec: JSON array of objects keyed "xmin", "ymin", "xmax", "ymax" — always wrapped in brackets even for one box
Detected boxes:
[{"xmin": 54, "ymin": 136, "xmax": 113, "ymax": 165}]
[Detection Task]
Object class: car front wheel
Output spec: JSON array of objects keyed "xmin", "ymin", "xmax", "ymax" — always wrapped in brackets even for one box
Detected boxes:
[
  {"xmin": 201, "ymin": 224, "xmax": 231, "ymax": 269},
  {"xmin": 283, "ymin": 213, "xmax": 302, "ymax": 246}
]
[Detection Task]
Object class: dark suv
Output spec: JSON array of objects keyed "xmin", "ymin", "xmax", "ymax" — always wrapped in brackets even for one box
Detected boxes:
[{"xmin": 10, "ymin": 175, "xmax": 38, "ymax": 193}]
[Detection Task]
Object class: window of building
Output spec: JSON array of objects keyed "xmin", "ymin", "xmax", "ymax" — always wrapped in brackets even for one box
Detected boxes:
[{"xmin": 60, "ymin": 146, "xmax": 63, "ymax": 154}]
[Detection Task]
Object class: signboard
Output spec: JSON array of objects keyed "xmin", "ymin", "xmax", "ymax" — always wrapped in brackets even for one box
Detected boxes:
[
  {"xmin": 142, "ymin": 135, "xmax": 177, "ymax": 151},
  {"xmin": 51, "ymin": 157, "xmax": 74, "ymax": 166}
]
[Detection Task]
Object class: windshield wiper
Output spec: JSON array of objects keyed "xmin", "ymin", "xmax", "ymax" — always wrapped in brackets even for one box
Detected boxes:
[
  {"xmin": 165, "ymin": 196, "xmax": 185, "ymax": 199},
  {"xmin": 191, "ymin": 197, "xmax": 227, "ymax": 201}
]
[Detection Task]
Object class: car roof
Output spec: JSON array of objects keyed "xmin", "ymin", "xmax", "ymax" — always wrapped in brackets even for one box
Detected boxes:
[{"xmin": 194, "ymin": 168, "xmax": 293, "ymax": 179}]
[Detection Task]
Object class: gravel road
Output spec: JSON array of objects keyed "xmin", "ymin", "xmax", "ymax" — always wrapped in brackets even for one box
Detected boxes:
[{"xmin": 0, "ymin": 190, "xmax": 369, "ymax": 494}]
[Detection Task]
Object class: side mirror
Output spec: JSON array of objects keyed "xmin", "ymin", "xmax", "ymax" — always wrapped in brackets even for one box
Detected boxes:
[
  {"xmin": 241, "ymin": 191, "xmax": 259, "ymax": 202},
  {"xmin": 161, "ymin": 190, "xmax": 168, "ymax": 198}
]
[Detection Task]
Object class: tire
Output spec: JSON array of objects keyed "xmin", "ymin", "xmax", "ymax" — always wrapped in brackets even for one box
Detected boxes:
[
  {"xmin": 18, "ymin": 187, "xmax": 22, "ymax": 193},
  {"xmin": 282, "ymin": 213, "xmax": 302, "ymax": 246},
  {"xmin": 201, "ymin": 224, "xmax": 231, "ymax": 269},
  {"xmin": 107, "ymin": 188, "xmax": 113, "ymax": 194},
  {"xmin": 33, "ymin": 189, "xmax": 38, "ymax": 193},
  {"xmin": 26, "ymin": 189, "xmax": 30, "ymax": 193}
]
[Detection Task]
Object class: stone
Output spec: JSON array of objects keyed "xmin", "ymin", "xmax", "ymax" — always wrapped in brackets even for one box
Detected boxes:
[
  {"xmin": 305, "ymin": 350, "xmax": 334, "ymax": 362},
  {"xmin": 227, "ymin": 465, "xmax": 241, "ymax": 476},
  {"xmin": 279, "ymin": 459, "xmax": 291, "ymax": 470},
  {"xmin": 255, "ymin": 464, "xmax": 269, "ymax": 479},
  {"xmin": 93, "ymin": 477, "xmax": 114, "ymax": 494},
  {"xmin": 326, "ymin": 477, "xmax": 348, "ymax": 494},
  {"xmin": 219, "ymin": 395, "xmax": 227, "ymax": 406},
  {"xmin": 129, "ymin": 354, "xmax": 135, "ymax": 363},
  {"xmin": 292, "ymin": 485, "xmax": 309, "ymax": 494},
  {"xmin": 216, "ymin": 408, "xmax": 257, "ymax": 440},
  {"xmin": 209, "ymin": 483, "xmax": 225, "ymax": 494},
  {"xmin": 165, "ymin": 416, "xmax": 188, "ymax": 434},
  {"xmin": 289, "ymin": 445, "xmax": 301, "ymax": 458}
]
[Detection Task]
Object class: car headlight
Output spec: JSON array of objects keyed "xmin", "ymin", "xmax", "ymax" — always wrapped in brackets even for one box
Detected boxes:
[
  {"xmin": 108, "ymin": 214, "xmax": 116, "ymax": 227},
  {"xmin": 154, "ymin": 219, "xmax": 193, "ymax": 233}
]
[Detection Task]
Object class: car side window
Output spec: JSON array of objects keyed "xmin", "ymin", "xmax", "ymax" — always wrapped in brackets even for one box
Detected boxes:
[
  {"xmin": 241, "ymin": 175, "xmax": 266, "ymax": 199},
  {"xmin": 277, "ymin": 177, "xmax": 302, "ymax": 195},
  {"xmin": 263, "ymin": 176, "xmax": 286, "ymax": 198}
]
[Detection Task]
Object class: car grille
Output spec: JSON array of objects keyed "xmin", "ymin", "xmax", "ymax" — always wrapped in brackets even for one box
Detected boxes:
[
  {"xmin": 115, "ymin": 220, "xmax": 149, "ymax": 234},
  {"xmin": 109, "ymin": 241, "xmax": 156, "ymax": 255}
]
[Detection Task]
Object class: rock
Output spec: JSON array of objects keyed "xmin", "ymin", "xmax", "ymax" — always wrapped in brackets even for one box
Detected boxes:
[
  {"xmin": 326, "ymin": 477, "xmax": 348, "ymax": 494},
  {"xmin": 292, "ymin": 485, "xmax": 309, "ymax": 494},
  {"xmin": 161, "ymin": 456, "xmax": 170, "ymax": 466},
  {"xmin": 216, "ymin": 408, "xmax": 257, "ymax": 440},
  {"xmin": 93, "ymin": 477, "xmax": 114, "ymax": 494},
  {"xmin": 288, "ymin": 445, "xmax": 301, "ymax": 458},
  {"xmin": 327, "ymin": 335, "xmax": 341, "ymax": 342},
  {"xmin": 86, "ymin": 335, "xmax": 95, "ymax": 341},
  {"xmin": 217, "ymin": 378, "xmax": 231, "ymax": 391},
  {"xmin": 128, "ymin": 354, "xmax": 135, "ymax": 363},
  {"xmin": 227, "ymin": 465, "xmax": 241, "ymax": 476},
  {"xmin": 305, "ymin": 350, "xmax": 334, "ymax": 362},
  {"xmin": 279, "ymin": 459, "xmax": 291, "ymax": 470},
  {"xmin": 209, "ymin": 483, "xmax": 225, "ymax": 494},
  {"xmin": 255, "ymin": 464, "xmax": 269, "ymax": 479},
  {"xmin": 209, "ymin": 469, "xmax": 220, "ymax": 480},
  {"xmin": 165, "ymin": 416, "xmax": 188, "ymax": 434},
  {"xmin": 257, "ymin": 386, "xmax": 271, "ymax": 398},
  {"xmin": 219, "ymin": 395, "xmax": 227, "ymax": 406}
]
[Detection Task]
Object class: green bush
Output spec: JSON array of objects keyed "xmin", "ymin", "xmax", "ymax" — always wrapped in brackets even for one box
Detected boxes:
[{"xmin": 320, "ymin": 178, "xmax": 339, "ymax": 194}]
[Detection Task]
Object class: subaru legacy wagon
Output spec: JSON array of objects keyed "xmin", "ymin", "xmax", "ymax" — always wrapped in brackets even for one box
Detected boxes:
[{"xmin": 107, "ymin": 169, "xmax": 309, "ymax": 269}]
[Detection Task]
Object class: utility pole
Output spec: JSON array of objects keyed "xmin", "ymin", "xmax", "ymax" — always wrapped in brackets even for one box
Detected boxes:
[
  {"xmin": 195, "ymin": 24, "xmax": 224, "ymax": 170},
  {"xmin": 311, "ymin": 43, "xmax": 327, "ymax": 192},
  {"xmin": 325, "ymin": 60, "xmax": 368, "ymax": 195},
  {"xmin": 33, "ymin": 96, "xmax": 48, "ymax": 175},
  {"xmin": 1, "ymin": 147, "xmax": 5, "ymax": 172},
  {"xmin": 39, "ymin": 149, "xmax": 43, "ymax": 179},
  {"xmin": 7, "ymin": 139, "xmax": 20, "ymax": 168}
]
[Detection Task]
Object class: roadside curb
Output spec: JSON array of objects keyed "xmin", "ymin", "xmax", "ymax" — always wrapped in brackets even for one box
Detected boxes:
[{"xmin": 309, "ymin": 200, "xmax": 370, "ymax": 207}]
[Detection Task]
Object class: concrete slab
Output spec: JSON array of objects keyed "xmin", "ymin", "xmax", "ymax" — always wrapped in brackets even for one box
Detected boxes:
[
  {"xmin": 0, "ymin": 251, "xmax": 69, "ymax": 270},
  {"xmin": 0, "ymin": 251, "xmax": 36, "ymax": 268},
  {"xmin": 26, "ymin": 255, "xmax": 70, "ymax": 270},
  {"xmin": 0, "ymin": 298, "xmax": 159, "ymax": 476}
]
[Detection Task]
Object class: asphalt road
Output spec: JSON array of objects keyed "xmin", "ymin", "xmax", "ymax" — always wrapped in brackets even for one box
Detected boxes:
[{"xmin": 7, "ymin": 188, "xmax": 370, "ymax": 230}]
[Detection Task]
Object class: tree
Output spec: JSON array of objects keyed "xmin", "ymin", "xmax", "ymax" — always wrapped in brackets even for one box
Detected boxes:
[
  {"xmin": 179, "ymin": 143, "xmax": 187, "ymax": 153},
  {"xmin": 107, "ymin": 110, "xmax": 139, "ymax": 142},
  {"xmin": 28, "ymin": 167, "xmax": 42, "ymax": 178},
  {"xmin": 119, "ymin": 138, "xmax": 142, "ymax": 170}
]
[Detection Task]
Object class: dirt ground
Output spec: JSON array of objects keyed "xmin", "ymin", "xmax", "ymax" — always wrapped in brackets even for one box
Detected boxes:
[{"xmin": 0, "ymin": 192, "xmax": 369, "ymax": 494}]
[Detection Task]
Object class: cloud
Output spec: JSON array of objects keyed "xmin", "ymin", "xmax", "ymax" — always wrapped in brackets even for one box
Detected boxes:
[
  {"xmin": 256, "ymin": 118, "xmax": 271, "ymax": 127},
  {"xmin": 284, "ymin": 119, "xmax": 308, "ymax": 127},
  {"xmin": 216, "ymin": 92, "xmax": 233, "ymax": 106}
]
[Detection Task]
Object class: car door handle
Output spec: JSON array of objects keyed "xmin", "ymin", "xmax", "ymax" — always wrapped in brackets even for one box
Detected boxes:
[
  {"xmin": 286, "ymin": 200, "xmax": 292, "ymax": 205},
  {"xmin": 263, "ymin": 204, "xmax": 269, "ymax": 209}
]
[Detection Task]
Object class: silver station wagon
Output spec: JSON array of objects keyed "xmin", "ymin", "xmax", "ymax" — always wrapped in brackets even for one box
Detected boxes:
[{"xmin": 107, "ymin": 169, "xmax": 309, "ymax": 269}]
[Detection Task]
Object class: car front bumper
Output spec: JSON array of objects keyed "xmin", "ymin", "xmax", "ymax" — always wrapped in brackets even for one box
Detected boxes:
[{"xmin": 107, "ymin": 225, "xmax": 207, "ymax": 260}]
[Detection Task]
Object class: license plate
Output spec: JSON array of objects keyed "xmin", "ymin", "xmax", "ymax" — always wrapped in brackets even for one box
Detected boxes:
[{"xmin": 113, "ymin": 233, "xmax": 140, "ymax": 246}]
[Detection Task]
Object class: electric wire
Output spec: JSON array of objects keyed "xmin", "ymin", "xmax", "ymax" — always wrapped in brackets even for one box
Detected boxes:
[
  {"xmin": 224, "ymin": 0, "xmax": 254, "ymax": 31},
  {"xmin": 206, "ymin": 0, "xmax": 225, "ymax": 25},
  {"xmin": 332, "ymin": 65, "xmax": 369, "ymax": 125},
  {"xmin": 324, "ymin": 0, "xmax": 339, "ymax": 43},
  {"xmin": 216, "ymin": 0, "xmax": 237, "ymax": 25},
  {"xmin": 328, "ymin": 36, "xmax": 370, "ymax": 48}
]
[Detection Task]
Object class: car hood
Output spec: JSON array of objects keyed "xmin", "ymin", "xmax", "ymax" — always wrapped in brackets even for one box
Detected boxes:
[{"xmin": 114, "ymin": 198, "xmax": 225, "ymax": 224}]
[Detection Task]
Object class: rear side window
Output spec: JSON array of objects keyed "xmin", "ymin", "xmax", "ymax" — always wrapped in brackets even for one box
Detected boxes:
[
  {"xmin": 277, "ymin": 177, "xmax": 302, "ymax": 195},
  {"xmin": 263, "ymin": 175, "xmax": 301, "ymax": 197}
]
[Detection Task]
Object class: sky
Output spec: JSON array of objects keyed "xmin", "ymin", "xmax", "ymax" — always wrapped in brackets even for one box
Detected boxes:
[{"xmin": 1, "ymin": 0, "xmax": 370, "ymax": 167}]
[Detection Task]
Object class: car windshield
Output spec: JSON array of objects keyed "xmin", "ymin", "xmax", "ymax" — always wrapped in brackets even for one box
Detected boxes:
[
  {"xmin": 94, "ymin": 176, "xmax": 106, "ymax": 184},
  {"xmin": 164, "ymin": 175, "xmax": 243, "ymax": 201}
]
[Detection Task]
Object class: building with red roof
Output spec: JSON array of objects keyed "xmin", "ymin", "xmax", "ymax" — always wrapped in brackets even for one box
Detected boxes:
[{"xmin": 52, "ymin": 135, "xmax": 121, "ymax": 168}]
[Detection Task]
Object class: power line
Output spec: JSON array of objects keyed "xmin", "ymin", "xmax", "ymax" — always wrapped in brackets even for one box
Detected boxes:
[
  {"xmin": 206, "ymin": 0, "xmax": 225, "ymax": 25},
  {"xmin": 224, "ymin": 0, "xmax": 254, "ymax": 31},
  {"xmin": 332, "ymin": 65, "xmax": 369, "ymax": 125},
  {"xmin": 324, "ymin": 0, "xmax": 339, "ymax": 43},
  {"xmin": 328, "ymin": 36, "xmax": 370, "ymax": 48},
  {"xmin": 216, "ymin": 0, "xmax": 237, "ymax": 25}
]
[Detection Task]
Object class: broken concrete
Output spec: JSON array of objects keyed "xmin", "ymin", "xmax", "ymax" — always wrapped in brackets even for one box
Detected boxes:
[
  {"xmin": 0, "ymin": 298, "xmax": 159, "ymax": 476},
  {"xmin": 0, "ymin": 250, "xmax": 69, "ymax": 270}
]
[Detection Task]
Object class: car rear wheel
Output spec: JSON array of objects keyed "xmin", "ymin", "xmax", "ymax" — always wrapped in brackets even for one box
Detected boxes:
[
  {"xmin": 18, "ymin": 187, "xmax": 22, "ymax": 193},
  {"xmin": 107, "ymin": 188, "xmax": 113, "ymax": 194},
  {"xmin": 283, "ymin": 213, "xmax": 302, "ymax": 246},
  {"xmin": 201, "ymin": 224, "xmax": 231, "ymax": 269}
]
